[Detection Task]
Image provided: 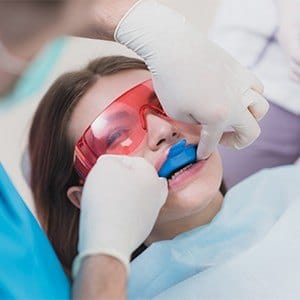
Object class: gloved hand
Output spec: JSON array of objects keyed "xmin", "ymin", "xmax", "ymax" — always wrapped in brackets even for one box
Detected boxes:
[
  {"xmin": 277, "ymin": 0, "xmax": 300, "ymax": 83},
  {"xmin": 72, "ymin": 155, "xmax": 168, "ymax": 277},
  {"xmin": 115, "ymin": 0, "xmax": 269, "ymax": 159}
]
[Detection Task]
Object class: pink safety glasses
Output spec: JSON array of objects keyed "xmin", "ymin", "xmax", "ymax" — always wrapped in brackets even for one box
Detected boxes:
[{"xmin": 74, "ymin": 79, "xmax": 167, "ymax": 179}]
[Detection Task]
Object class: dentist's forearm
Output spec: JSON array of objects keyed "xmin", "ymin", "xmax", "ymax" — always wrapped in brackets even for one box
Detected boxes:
[
  {"xmin": 72, "ymin": 254, "xmax": 127, "ymax": 300},
  {"xmin": 71, "ymin": 0, "xmax": 139, "ymax": 41}
]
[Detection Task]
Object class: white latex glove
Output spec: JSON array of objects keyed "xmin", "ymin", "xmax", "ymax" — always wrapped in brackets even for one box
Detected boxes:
[
  {"xmin": 115, "ymin": 0, "xmax": 269, "ymax": 159},
  {"xmin": 277, "ymin": 0, "xmax": 300, "ymax": 83},
  {"xmin": 72, "ymin": 155, "xmax": 168, "ymax": 276}
]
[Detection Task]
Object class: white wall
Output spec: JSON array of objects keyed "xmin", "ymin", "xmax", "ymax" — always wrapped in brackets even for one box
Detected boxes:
[{"xmin": 0, "ymin": 0, "xmax": 219, "ymax": 213}]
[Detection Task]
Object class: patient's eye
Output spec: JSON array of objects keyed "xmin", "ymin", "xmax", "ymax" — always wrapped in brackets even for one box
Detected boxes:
[{"xmin": 106, "ymin": 128, "xmax": 130, "ymax": 148}]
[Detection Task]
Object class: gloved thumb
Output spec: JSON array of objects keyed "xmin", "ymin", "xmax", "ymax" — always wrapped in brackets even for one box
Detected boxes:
[
  {"xmin": 219, "ymin": 109, "xmax": 261, "ymax": 149},
  {"xmin": 197, "ymin": 124, "xmax": 223, "ymax": 160}
]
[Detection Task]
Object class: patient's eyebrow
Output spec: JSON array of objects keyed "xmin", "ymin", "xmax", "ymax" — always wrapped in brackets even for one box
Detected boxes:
[
  {"xmin": 106, "ymin": 111, "xmax": 131, "ymax": 122},
  {"xmin": 103, "ymin": 92, "xmax": 158, "ymax": 122}
]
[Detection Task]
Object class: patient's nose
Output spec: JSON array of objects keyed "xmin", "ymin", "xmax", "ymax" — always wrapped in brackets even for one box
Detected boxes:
[{"xmin": 146, "ymin": 114, "xmax": 179, "ymax": 151}]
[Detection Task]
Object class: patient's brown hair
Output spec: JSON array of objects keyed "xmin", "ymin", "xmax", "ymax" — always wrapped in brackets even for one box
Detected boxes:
[{"xmin": 29, "ymin": 56, "xmax": 148, "ymax": 277}]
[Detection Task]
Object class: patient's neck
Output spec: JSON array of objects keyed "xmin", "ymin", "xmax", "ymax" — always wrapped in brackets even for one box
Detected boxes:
[{"xmin": 145, "ymin": 191, "xmax": 223, "ymax": 245}]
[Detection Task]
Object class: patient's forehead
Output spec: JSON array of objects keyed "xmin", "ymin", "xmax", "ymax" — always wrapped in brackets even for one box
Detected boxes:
[{"xmin": 68, "ymin": 69, "xmax": 150, "ymax": 143}]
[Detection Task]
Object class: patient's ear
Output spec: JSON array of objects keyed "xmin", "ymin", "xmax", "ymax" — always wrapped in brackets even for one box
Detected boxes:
[{"xmin": 67, "ymin": 186, "xmax": 83, "ymax": 209}]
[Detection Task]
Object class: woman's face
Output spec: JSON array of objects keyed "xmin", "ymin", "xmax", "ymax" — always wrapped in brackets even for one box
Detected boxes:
[{"xmin": 68, "ymin": 69, "xmax": 223, "ymax": 225}]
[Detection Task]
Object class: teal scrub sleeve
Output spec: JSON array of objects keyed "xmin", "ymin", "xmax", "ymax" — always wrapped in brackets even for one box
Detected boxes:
[{"xmin": 0, "ymin": 163, "xmax": 70, "ymax": 299}]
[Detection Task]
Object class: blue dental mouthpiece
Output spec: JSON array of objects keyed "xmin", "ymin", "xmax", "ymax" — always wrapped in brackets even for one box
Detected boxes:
[{"xmin": 158, "ymin": 139, "xmax": 197, "ymax": 178}]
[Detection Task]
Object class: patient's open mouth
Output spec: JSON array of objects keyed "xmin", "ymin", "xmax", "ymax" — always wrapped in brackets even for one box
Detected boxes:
[
  {"xmin": 167, "ymin": 159, "xmax": 207, "ymax": 190},
  {"xmin": 167, "ymin": 162, "xmax": 195, "ymax": 180}
]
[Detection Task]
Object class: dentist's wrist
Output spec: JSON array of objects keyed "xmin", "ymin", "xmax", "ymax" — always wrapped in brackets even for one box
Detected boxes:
[
  {"xmin": 73, "ymin": 254, "xmax": 127, "ymax": 299},
  {"xmin": 81, "ymin": 254, "xmax": 127, "ymax": 275},
  {"xmin": 82, "ymin": 0, "xmax": 140, "ymax": 41},
  {"xmin": 72, "ymin": 248, "xmax": 130, "ymax": 279}
]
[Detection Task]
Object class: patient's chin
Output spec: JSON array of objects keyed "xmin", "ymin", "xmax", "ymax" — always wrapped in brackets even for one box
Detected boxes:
[
  {"xmin": 156, "ymin": 152, "xmax": 222, "ymax": 224},
  {"xmin": 159, "ymin": 194, "xmax": 214, "ymax": 223}
]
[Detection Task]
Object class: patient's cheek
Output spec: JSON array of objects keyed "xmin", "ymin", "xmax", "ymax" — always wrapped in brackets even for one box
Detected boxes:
[{"xmin": 129, "ymin": 138, "xmax": 148, "ymax": 157}]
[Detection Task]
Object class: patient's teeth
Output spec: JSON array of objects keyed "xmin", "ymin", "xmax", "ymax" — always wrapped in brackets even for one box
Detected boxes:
[{"xmin": 170, "ymin": 163, "xmax": 193, "ymax": 180}]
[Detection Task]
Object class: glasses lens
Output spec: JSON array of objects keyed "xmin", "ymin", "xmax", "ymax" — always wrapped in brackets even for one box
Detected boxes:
[{"xmin": 74, "ymin": 80, "xmax": 165, "ymax": 178}]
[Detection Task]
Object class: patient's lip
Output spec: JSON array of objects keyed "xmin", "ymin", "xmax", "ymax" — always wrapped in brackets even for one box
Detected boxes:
[{"xmin": 168, "ymin": 158, "xmax": 206, "ymax": 191}]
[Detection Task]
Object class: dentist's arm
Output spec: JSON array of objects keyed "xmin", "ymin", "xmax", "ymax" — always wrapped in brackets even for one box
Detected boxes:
[
  {"xmin": 78, "ymin": 0, "xmax": 269, "ymax": 158},
  {"xmin": 73, "ymin": 255, "xmax": 126, "ymax": 300},
  {"xmin": 72, "ymin": 0, "xmax": 139, "ymax": 41},
  {"xmin": 72, "ymin": 155, "xmax": 168, "ymax": 299}
]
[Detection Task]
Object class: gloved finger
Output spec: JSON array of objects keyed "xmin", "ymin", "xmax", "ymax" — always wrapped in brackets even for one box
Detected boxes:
[
  {"xmin": 99, "ymin": 155, "xmax": 168, "ymax": 196},
  {"xmin": 291, "ymin": 51, "xmax": 300, "ymax": 65},
  {"xmin": 156, "ymin": 177, "xmax": 168, "ymax": 206},
  {"xmin": 165, "ymin": 110, "xmax": 200, "ymax": 125},
  {"xmin": 97, "ymin": 154, "xmax": 153, "ymax": 173},
  {"xmin": 289, "ymin": 70, "xmax": 300, "ymax": 84},
  {"xmin": 288, "ymin": 36, "xmax": 300, "ymax": 65},
  {"xmin": 196, "ymin": 124, "xmax": 224, "ymax": 160},
  {"xmin": 247, "ymin": 90, "xmax": 269, "ymax": 121},
  {"xmin": 220, "ymin": 110, "xmax": 261, "ymax": 149},
  {"xmin": 219, "ymin": 131, "xmax": 235, "ymax": 148},
  {"xmin": 289, "ymin": 59, "xmax": 300, "ymax": 83},
  {"xmin": 249, "ymin": 72, "xmax": 264, "ymax": 94},
  {"xmin": 290, "ymin": 57, "xmax": 300, "ymax": 70}
]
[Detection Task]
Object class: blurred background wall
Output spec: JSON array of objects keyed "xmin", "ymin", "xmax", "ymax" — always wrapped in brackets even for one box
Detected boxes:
[{"xmin": 0, "ymin": 0, "xmax": 219, "ymax": 213}]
